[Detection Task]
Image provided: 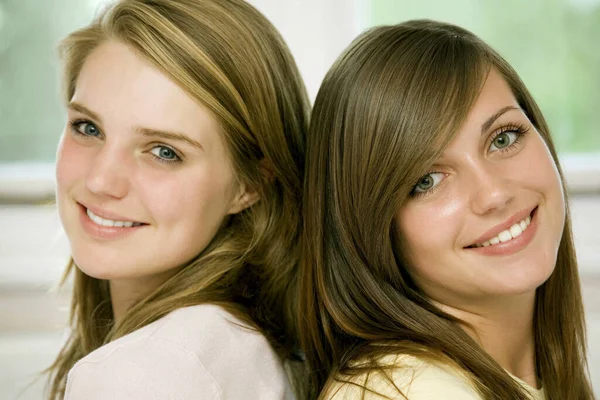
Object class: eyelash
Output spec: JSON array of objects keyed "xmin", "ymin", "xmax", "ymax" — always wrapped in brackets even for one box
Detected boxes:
[
  {"xmin": 489, "ymin": 122, "xmax": 530, "ymax": 154},
  {"xmin": 409, "ymin": 173, "xmax": 445, "ymax": 199},
  {"xmin": 68, "ymin": 119, "xmax": 183, "ymax": 165},
  {"xmin": 150, "ymin": 146, "xmax": 182, "ymax": 164},
  {"xmin": 409, "ymin": 122, "xmax": 531, "ymax": 199},
  {"xmin": 69, "ymin": 119, "xmax": 100, "ymax": 139}
]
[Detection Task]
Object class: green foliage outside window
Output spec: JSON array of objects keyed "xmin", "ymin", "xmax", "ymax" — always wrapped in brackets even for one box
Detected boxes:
[
  {"xmin": 0, "ymin": 0, "xmax": 598, "ymax": 163},
  {"xmin": 370, "ymin": 0, "xmax": 600, "ymax": 153},
  {"xmin": 0, "ymin": 0, "xmax": 104, "ymax": 163}
]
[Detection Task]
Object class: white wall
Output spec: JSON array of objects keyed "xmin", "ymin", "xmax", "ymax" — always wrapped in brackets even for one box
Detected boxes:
[{"xmin": 247, "ymin": 0, "xmax": 366, "ymax": 101}]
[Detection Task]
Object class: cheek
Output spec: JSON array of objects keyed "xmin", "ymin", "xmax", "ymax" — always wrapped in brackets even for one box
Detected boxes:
[
  {"xmin": 137, "ymin": 166, "xmax": 235, "ymax": 229},
  {"xmin": 539, "ymin": 146, "xmax": 564, "ymax": 204},
  {"xmin": 56, "ymin": 133, "xmax": 88, "ymax": 192},
  {"xmin": 518, "ymin": 136, "xmax": 565, "ymax": 218},
  {"xmin": 397, "ymin": 196, "xmax": 465, "ymax": 272},
  {"xmin": 533, "ymin": 140, "xmax": 566, "ymax": 234}
]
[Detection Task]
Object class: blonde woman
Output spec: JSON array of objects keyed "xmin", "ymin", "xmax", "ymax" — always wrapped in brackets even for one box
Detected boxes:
[
  {"xmin": 299, "ymin": 20, "xmax": 594, "ymax": 399},
  {"xmin": 46, "ymin": 0, "xmax": 309, "ymax": 398}
]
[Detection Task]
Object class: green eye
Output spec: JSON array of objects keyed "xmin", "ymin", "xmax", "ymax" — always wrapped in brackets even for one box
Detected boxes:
[
  {"xmin": 412, "ymin": 172, "xmax": 445, "ymax": 195},
  {"xmin": 490, "ymin": 131, "xmax": 517, "ymax": 151},
  {"xmin": 416, "ymin": 175, "xmax": 435, "ymax": 191}
]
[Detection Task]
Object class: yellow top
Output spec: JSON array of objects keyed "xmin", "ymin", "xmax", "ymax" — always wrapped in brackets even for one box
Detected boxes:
[{"xmin": 324, "ymin": 355, "xmax": 546, "ymax": 400}]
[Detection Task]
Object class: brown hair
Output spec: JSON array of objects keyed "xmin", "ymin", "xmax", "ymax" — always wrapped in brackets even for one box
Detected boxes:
[
  {"xmin": 299, "ymin": 20, "xmax": 593, "ymax": 399},
  {"xmin": 47, "ymin": 0, "xmax": 309, "ymax": 398}
]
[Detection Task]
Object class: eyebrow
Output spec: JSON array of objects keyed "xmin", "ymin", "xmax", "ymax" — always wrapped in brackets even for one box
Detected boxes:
[
  {"xmin": 67, "ymin": 102, "xmax": 103, "ymax": 124},
  {"xmin": 481, "ymin": 105, "xmax": 520, "ymax": 134},
  {"xmin": 135, "ymin": 127, "xmax": 205, "ymax": 151},
  {"xmin": 67, "ymin": 101, "xmax": 204, "ymax": 151}
]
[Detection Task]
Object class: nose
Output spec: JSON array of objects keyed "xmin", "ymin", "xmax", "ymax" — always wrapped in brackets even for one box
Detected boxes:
[
  {"xmin": 468, "ymin": 163, "xmax": 514, "ymax": 215},
  {"xmin": 85, "ymin": 145, "xmax": 130, "ymax": 199}
]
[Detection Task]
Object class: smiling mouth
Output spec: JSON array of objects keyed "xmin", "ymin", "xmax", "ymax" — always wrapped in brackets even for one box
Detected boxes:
[
  {"xmin": 466, "ymin": 207, "xmax": 538, "ymax": 249},
  {"xmin": 86, "ymin": 208, "xmax": 146, "ymax": 228}
]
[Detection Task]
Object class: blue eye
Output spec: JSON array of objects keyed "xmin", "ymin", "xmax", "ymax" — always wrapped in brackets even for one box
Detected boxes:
[
  {"xmin": 150, "ymin": 146, "xmax": 181, "ymax": 163},
  {"xmin": 73, "ymin": 121, "xmax": 100, "ymax": 137}
]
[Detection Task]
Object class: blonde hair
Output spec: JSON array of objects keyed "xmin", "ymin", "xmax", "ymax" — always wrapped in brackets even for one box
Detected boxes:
[
  {"xmin": 299, "ymin": 20, "xmax": 593, "ymax": 399},
  {"xmin": 47, "ymin": 1, "xmax": 309, "ymax": 398}
]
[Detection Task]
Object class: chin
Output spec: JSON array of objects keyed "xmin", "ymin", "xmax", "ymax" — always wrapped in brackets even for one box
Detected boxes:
[
  {"xmin": 489, "ymin": 270, "xmax": 552, "ymax": 297},
  {"xmin": 491, "ymin": 283, "xmax": 543, "ymax": 297},
  {"xmin": 71, "ymin": 251, "xmax": 131, "ymax": 281}
]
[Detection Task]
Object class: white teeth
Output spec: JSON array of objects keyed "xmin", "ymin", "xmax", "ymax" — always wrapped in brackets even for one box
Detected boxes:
[
  {"xmin": 509, "ymin": 224, "xmax": 523, "ymax": 238},
  {"xmin": 86, "ymin": 208, "xmax": 139, "ymax": 228},
  {"xmin": 498, "ymin": 230, "xmax": 512, "ymax": 243},
  {"xmin": 519, "ymin": 220, "xmax": 527, "ymax": 231},
  {"xmin": 474, "ymin": 213, "xmax": 533, "ymax": 248}
]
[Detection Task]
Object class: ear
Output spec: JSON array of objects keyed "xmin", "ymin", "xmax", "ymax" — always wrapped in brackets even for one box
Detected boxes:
[{"xmin": 227, "ymin": 182, "xmax": 260, "ymax": 215}]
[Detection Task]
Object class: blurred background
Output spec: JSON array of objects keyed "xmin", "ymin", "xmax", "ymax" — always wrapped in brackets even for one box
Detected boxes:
[{"xmin": 0, "ymin": 0, "xmax": 598, "ymax": 398}]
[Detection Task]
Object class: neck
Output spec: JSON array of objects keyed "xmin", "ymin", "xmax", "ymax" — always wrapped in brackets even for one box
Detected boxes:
[
  {"xmin": 109, "ymin": 270, "xmax": 178, "ymax": 323},
  {"xmin": 437, "ymin": 291, "xmax": 539, "ymax": 389}
]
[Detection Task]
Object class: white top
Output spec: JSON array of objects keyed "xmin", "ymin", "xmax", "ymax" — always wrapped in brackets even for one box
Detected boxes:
[
  {"xmin": 325, "ymin": 354, "xmax": 545, "ymax": 400},
  {"xmin": 64, "ymin": 304, "xmax": 295, "ymax": 399}
]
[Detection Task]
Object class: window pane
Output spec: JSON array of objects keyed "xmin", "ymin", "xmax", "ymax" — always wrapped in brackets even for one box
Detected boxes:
[
  {"xmin": 0, "ymin": 0, "xmax": 105, "ymax": 162},
  {"xmin": 370, "ymin": 0, "xmax": 600, "ymax": 153}
]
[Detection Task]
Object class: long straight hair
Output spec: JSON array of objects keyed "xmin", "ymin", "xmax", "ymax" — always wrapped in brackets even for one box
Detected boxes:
[
  {"xmin": 46, "ymin": 1, "xmax": 310, "ymax": 399},
  {"xmin": 299, "ymin": 20, "xmax": 593, "ymax": 400}
]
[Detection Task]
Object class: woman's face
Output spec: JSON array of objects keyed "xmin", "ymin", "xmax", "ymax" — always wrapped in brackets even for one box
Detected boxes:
[
  {"xmin": 56, "ymin": 41, "xmax": 255, "ymax": 286},
  {"xmin": 395, "ymin": 69, "xmax": 565, "ymax": 307}
]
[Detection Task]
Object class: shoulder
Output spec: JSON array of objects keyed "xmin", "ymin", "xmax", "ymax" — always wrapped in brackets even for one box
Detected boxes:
[
  {"xmin": 155, "ymin": 305, "xmax": 293, "ymax": 396},
  {"xmin": 65, "ymin": 326, "xmax": 220, "ymax": 399},
  {"xmin": 324, "ymin": 354, "xmax": 481, "ymax": 400},
  {"xmin": 150, "ymin": 304, "xmax": 273, "ymax": 354},
  {"xmin": 65, "ymin": 304, "xmax": 293, "ymax": 400}
]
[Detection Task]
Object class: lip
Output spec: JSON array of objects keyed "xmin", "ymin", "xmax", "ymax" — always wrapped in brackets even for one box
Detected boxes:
[
  {"xmin": 465, "ymin": 207, "xmax": 539, "ymax": 256},
  {"xmin": 467, "ymin": 206, "xmax": 537, "ymax": 247},
  {"xmin": 80, "ymin": 202, "xmax": 142, "ymax": 223},
  {"xmin": 77, "ymin": 203, "xmax": 147, "ymax": 240}
]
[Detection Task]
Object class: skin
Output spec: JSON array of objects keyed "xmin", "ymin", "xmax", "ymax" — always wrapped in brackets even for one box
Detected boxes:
[
  {"xmin": 395, "ymin": 69, "xmax": 566, "ymax": 387},
  {"xmin": 56, "ymin": 41, "xmax": 257, "ymax": 320}
]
